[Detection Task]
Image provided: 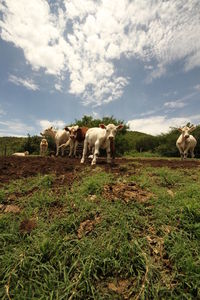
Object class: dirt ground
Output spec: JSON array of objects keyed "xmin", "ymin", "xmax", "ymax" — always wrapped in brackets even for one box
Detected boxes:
[{"xmin": 0, "ymin": 156, "xmax": 200, "ymax": 185}]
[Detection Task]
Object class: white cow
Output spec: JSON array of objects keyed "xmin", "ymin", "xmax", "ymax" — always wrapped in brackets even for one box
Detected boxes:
[
  {"xmin": 12, "ymin": 151, "xmax": 29, "ymax": 156},
  {"xmin": 40, "ymin": 127, "xmax": 70, "ymax": 156},
  {"xmin": 176, "ymin": 125, "xmax": 197, "ymax": 160},
  {"xmin": 40, "ymin": 138, "xmax": 48, "ymax": 156},
  {"xmin": 81, "ymin": 123, "xmax": 124, "ymax": 165}
]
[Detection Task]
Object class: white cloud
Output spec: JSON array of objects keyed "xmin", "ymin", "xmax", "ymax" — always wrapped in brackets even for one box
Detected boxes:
[
  {"xmin": 39, "ymin": 119, "xmax": 65, "ymax": 130},
  {"xmin": 127, "ymin": 114, "xmax": 200, "ymax": 136},
  {"xmin": 139, "ymin": 109, "xmax": 159, "ymax": 117},
  {"xmin": 54, "ymin": 83, "xmax": 62, "ymax": 91},
  {"xmin": 1, "ymin": 0, "xmax": 200, "ymax": 105},
  {"xmin": 0, "ymin": 119, "xmax": 34, "ymax": 136},
  {"xmin": 194, "ymin": 84, "xmax": 200, "ymax": 91},
  {"xmin": 164, "ymin": 101, "xmax": 186, "ymax": 109},
  {"xmin": 0, "ymin": 104, "xmax": 6, "ymax": 115},
  {"xmin": 9, "ymin": 75, "xmax": 39, "ymax": 91}
]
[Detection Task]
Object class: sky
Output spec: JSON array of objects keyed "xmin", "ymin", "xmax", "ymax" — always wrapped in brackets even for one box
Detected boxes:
[{"xmin": 0, "ymin": 0, "xmax": 200, "ymax": 136}]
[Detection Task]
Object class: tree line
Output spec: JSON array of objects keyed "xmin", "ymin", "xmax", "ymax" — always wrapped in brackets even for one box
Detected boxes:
[{"xmin": 0, "ymin": 116, "xmax": 200, "ymax": 157}]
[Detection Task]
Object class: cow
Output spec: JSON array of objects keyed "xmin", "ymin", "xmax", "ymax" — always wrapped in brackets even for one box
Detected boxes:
[
  {"xmin": 59, "ymin": 126, "xmax": 88, "ymax": 157},
  {"xmin": 12, "ymin": 151, "xmax": 29, "ymax": 156},
  {"xmin": 40, "ymin": 127, "xmax": 70, "ymax": 156},
  {"xmin": 81, "ymin": 123, "xmax": 124, "ymax": 165},
  {"xmin": 176, "ymin": 125, "xmax": 197, "ymax": 160},
  {"xmin": 40, "ymin": 138, "xmax": 48, "ymax": 156}
]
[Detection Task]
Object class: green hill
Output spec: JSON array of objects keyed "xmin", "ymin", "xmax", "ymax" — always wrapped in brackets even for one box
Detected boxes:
[{"xmin": 0, "ymin": 136, "xmax": 26, "ymax": 156}]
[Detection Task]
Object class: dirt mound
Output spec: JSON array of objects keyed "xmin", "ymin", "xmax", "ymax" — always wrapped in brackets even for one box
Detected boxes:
[
  {"xmin": 77, "ymin": 214, "xmax": 101, "ymax": 239},
  {"xmin": 131, "ymin": 158, "xmax": 200, "ymax": 169},
  {"xmin": 19, "ymin": 218, "xmax": 37, "ymax": 234},
  {"xmin": 0, "ymin": 204, "xmax": 21, "ymax": 213},
  {"xmin": 0, "ymin": 156, "xmax": 83, "ymax": 185},
  {"xmin": 103, "ymin": 182, "xmax": 153, "ymax": 203},
  {"xmin": 0, "ymin": 156, "xmax": 200, "ymax": 185}
]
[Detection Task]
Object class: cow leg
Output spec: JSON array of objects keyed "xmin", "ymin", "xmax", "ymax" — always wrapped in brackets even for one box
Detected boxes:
[
  {"xmin": 74, "ymin": 140, "xmax": 78, "ymax": 157},
  {"xmin": 56, "ymin": 142, "xmax": 59, "ymax": 156},
  {"xmin": 69, "ymin": 140, "xmax": 74, "ymax": 157},
  {"xmin": 81, "ymin": 139, "xmax": 88, "ymax": 164},
  {"xmin": 184, "ymin": 145, "xmax": 191, "ymax": 159},
  {"xmin": 177, "ymin": 145, "xmax": 184, "ymax": 160},
  {"xmin": 190, "ymin": 148, "xmax": 195, "ymax": 158},
  {"xmin": 91, "ymin": 141, "xmax": 100, "ymax": 165},
  {"xmin": 88, "ymin": 146, "xmax": 94, "ymax": 160},
  {"xmin": 61, "ymin": 146, "xmax": 65, "ymax": 156},
  {"xmin": 106, "ymin": 145, "xmax": 111, "ymax": 163}
]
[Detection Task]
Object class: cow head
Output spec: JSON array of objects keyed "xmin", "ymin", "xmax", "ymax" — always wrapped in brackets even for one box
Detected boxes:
[
  {"xmin": 99, "ymin": 123, "xmax": 124, "ymax": 141},
  {"xmin": 40, "ymin": 126, "xmax": 54, "ymax": 137},
  {"xmin": 41, "ymin": 138, "xmax": 48, "ymax": 144},
  {"xmin": 64, "ymin": 125, "xmax": 79, "ymax": 140},
  {"xmin": 178, "ymin": 125, "xmax": 196, "ymax": 139}
]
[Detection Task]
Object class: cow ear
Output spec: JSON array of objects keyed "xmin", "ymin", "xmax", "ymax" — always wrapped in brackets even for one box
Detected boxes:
[
  {"xmin": 178, "ymin": 127, "xmax": 182, "ymax": 132},
  {"xmin": 64, "ymin": 126, "xmax": 70, "ymax": 131},
  {"xmin": 189, "ymin": 125, "xmax": 196, "ymax": 132},
  {"xmin": 99, "ymin": 124, "xmax": 106, "ymax": 129},
  {"xmin": 74, "ymin": 125, "xmax": 79, "ymax": 131},
  {"xmin": 116, "ymin": 124, "xmax": 124, "ymax": 130}
]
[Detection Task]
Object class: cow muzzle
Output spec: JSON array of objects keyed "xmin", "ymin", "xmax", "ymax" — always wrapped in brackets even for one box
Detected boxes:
[{"xmin": 109, "ymin": 136, "xmax": 114, "ymax": 140}]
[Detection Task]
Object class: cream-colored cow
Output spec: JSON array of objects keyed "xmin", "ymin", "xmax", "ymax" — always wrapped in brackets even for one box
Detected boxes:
[
  {"xmin": 176, "ymin": 125, "xmax": 197, "ymax": 160},
  {"xmin": 12, "ymin": 151, "xmax": 29, "ymax": 156},
  {"xmin": 40, "ymin": 139, "xmax": 48, "ymax": 156},
  {"xmin": 41, "ymin": 127, "xmax": 70, "ymax": 156}
]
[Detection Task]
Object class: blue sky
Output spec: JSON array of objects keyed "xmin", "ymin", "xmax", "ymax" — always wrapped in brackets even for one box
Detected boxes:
[{"xmin": 0, "ymin": 0, "xmax": 200, "ymax": 136}]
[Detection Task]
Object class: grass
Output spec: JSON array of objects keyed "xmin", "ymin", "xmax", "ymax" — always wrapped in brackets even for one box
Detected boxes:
[
  {"xmin": 0, "ymin": 163, "xmax": 200, "ymax": 299},
  {"xmin": 125, "ymin": 150, "xmax": 160, "ymax": 158}
]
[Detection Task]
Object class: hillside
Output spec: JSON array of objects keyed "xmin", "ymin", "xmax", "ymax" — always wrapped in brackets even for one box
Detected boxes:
[{"xmin": 0, "ymin": 136, "xmax": 26, "ymax": 156}]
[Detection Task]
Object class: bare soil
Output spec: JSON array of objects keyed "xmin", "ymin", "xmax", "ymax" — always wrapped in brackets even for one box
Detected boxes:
[{"xmin": 0, "ymin": 156, "xmax": 200, "ymax": 185}]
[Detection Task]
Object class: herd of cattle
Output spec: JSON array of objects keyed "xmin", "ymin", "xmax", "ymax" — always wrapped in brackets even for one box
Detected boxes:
[{"xmin": 12, "ymin": 124, "xmax": 198, "ymax": 164}]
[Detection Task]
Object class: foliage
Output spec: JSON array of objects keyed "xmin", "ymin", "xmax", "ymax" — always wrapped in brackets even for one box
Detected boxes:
[
  {"xmin": 72, "ymin": 115, "xmax": 128, "ymax": 131},
  {"xmin": 135, "ymin": 135, "xmax": 159, "ymax": 152},
  {"xmin": 22, "ymin": 134, "xmax": 41, "ymax": 154},
  {"xmin": 155, "ymin": 128, "xmax": 180, "ymax": 157}
]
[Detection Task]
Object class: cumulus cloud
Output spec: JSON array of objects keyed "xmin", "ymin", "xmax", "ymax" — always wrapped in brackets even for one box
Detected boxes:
[
  {"xmin": 0, "ymin": 104, "xmax": 6, "ymax": 115},
  {"xmin": 0, "ymin": 119, "xmax": 34, "ymax": 136},
  {"xmin": 9, "ymin": 75, "xmax": 39, "ymax": 91},
  {"xmin": 1, "ymin": 0, "xmax": 200, "ymax": 105},
  {"xmin": 39, "ymin": 119, "xmax": 65, "ymax": 130},
  {"xmin": 194, "ymin": 84, "xmax": 200, "ymax": 91},
  {"xmin": 164, "ymin": 101, "xmax": 186, "ymax": 109},
  {"xmin": 54, "ymin": 83, "xmax": 62, "ymax": 91},
  {"xmin": 127, "ymin": 115, "xmax": 200, "ymax": 136}
]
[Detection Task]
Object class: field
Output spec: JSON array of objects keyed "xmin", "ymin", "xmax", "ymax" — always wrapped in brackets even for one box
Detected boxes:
[{"xmin": 0, "ymin": 156, "xmax": 200, "ymax": 299}]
